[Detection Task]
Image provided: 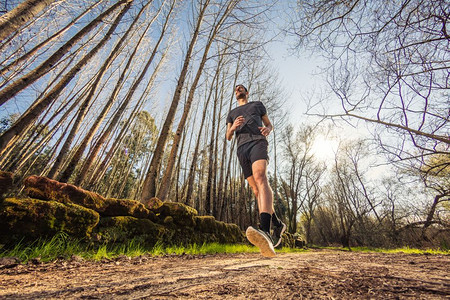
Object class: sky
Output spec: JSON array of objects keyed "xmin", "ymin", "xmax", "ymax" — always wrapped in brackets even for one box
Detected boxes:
[{"xmin": 265, "ymin": 33, "xmax": 392, "ymax": 180}]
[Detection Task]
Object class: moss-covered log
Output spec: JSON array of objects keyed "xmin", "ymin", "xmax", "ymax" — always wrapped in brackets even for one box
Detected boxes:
[
  {"xmin": 95, "ymin": 216, "xmax": 166, "ymax": 245},
  {"xmin": 0, "ymin": 198, "xmax": 99, "ymax": 241},
  {"xmin": 103, "ymin": 198, "xmax": 156, "ymax": 221},
  {"xmin": 156, "ymin": 201, "xmax": 198, "ymax": 227},
  {"xmin": 24, "ymin": 176, "xmax": 155, "ymax": 220},
  {"xmin": 24, "ymin": 175, "xmax": 106, "ymax": 210}
]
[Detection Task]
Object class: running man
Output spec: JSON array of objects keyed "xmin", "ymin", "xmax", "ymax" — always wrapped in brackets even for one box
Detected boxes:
[{"xmin": 226, "ymin": 84, "xmax": 286, "ymax": 257}]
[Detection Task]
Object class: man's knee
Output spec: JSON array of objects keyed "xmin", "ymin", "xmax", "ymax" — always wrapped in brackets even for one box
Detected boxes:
[{"xmin": 253, "ymin": 170, "xmax": 267, "ymax": 185}]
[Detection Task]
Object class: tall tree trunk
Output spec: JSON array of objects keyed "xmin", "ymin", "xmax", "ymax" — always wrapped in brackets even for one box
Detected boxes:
[
  {"xmin": 156, "ymin": 0, "xmax": 237, "ymax": 200},
  {"xmin": 211, "ymin": 72, "xmax": 225, "ymax": 218},
  {"xmin": 217, "ymin": 57, "xmax": 241, "ymax": 220},
  {"xmin": 184, "ymin": 65, "xmax": 221, "ymax": 204},
  {"xmin": 0, "ymin": 0, "xmax": 58, "ymax": 41},
  {"xmin": 0, "ymin": 2, "xmax": 101, "ymax": 78},
  {"xmin": 0, "ymin": 0, "xmax": 130, "ymax": 106},
  {"xmin": 47, "ymin": 2, "xmax": 137, "ymax": 180},
  {"xmin": 205, "ymin": 77, "xmax": 219, "ymax": 215},
  {"xmin": 0, "ymin": 53, "xmax": 78, "ymax": 169},
  {"xmin": 75, "ymin": 4, "xmax": 171, "ymax": 187},
  {"xmin": 0, "ymin": 0, "xmax": 133, "ymax": 156},
  {"xmin": 86, "ymin": 49, "xmax": 167, "ymax": 191},
  {"xmin": 58, "ymin": 0, "xmax": 163, "ymax": 183},
  {"xmin": 141, "ymin": 0, "xmax": 210, "ymax": 201}
]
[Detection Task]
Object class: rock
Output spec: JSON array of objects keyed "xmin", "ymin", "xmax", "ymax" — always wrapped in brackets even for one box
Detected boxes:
[
  {"xmin": 103, "ymin": 198, "xmax": 156, "ymax": 220},
  {"xmin": 30, "ymin": 257, "xmax": 41, "ymax": 265},
  {"xmin": 24, "ymin": 176, "xmax": 157, "ymax": 220},
  {"xmin": 0, "ymin": 171, "xmax": 13, "ymax": 196},
  {"xmin": 216, "ymin": 221, "xmax": 245, "ymax": 244},
  {"xmin": 142, "ymin": 197, "xmax": 163, "ymax": 211},
  {"xmin": 0, "ymin": 257, "xmax": 20, "ymax": 269},
  {"xmin": 194, "ymin": 216, "xmax": 217, "ymax": 233},
  {"xmin": 0, "ymin": 198, "xmax": 99, "ymax": 241},
  {"xmin": 95, "ymin": 216, "xmax": 166, "ymax": 245},
  {"xmin": 278, "ymin": 232, "xmax": 296, "ymax": 248},
  {"xmin": 156, "ymin": 201, "xmax": 198, "ymax": 227},
  {"xmin": 71, "ymin": 255, "xmax": 83, "ymax": 262},
  {"xmin": 24, "ymin": 176, "xmax": 106, "ymax": 212}
]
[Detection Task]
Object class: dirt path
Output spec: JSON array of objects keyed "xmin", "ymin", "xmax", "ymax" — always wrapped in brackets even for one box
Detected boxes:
[{"xmin": 1, "ymin": 249, "xmax": 449, "ymax": 299}]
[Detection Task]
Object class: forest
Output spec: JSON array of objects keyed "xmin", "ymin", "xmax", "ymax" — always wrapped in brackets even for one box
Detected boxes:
[{"xmin": 0, "ymin": 0, "xmax": 448, "ymax": 249}]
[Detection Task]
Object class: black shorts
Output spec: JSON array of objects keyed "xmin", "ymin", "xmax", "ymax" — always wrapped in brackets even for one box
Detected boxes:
[{"xmin": 237, "ymin": 139, "xmax": 269, "ymax": 178}]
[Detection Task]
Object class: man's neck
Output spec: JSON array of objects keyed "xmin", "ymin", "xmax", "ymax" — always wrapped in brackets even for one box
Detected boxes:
[{"xmin": 238, "ymin": 98, "xmax": 248, "ymax": 106}]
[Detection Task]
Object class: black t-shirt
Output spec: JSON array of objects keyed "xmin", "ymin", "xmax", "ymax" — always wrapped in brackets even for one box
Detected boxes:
[{"xmin": 226, "ymin": 101, "xmax": 267, "ymax": 148}]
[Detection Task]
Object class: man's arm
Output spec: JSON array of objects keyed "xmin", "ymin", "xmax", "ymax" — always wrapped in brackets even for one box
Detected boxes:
[
  {"xmin": 259, "ymin": 114, "xmax": 273, "ymax": 137},
  {"xmin": 226, "ymin": 115, "xmax": 245, "ymax": 141}
]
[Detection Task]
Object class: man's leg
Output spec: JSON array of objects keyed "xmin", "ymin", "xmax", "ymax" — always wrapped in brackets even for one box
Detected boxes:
[
  {"xmin": 246, "ymin": 176, "xmax": 260, "ymax": 210},
  {"xmin": 247, "ymin": 172, "xmax": 279, "ymax": 225},
  {"xmin": 251, "ymin": 160, "xmax": 286, "ymax": 248},
  {"xmin": 251, "ymin": 159, "xmax": 273, "ymax": 214},
  {"xmin": 251, "ymin": 159, "xmax": 273, "ymax": 234},
  {"xmin": 245, "ymin": 161, "xmax": 276, "ymax": 257}
]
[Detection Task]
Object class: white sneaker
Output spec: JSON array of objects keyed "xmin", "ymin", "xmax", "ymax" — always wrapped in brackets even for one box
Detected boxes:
[{"xmin": 246, "ymin": 226, "xmax": 276, "ymax": 258}]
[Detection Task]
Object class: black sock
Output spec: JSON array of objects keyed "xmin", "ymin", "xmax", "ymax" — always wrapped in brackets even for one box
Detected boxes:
[
  {"xmin": 260, "ymin": 213, "xmax": 271, "ymax": 233},
  {"xmin": 272, "ymin": 212, "xmax": 282, "ymax": 227}
]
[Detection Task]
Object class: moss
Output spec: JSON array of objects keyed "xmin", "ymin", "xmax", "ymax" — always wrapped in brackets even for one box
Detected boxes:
[
  {"xmin": 214, "ymin": 222, "xmax": 245, "ymax": 244},
  {"xmin": 103, "ymin": 198, "xmax": 156, "ymax": 220},
  {"xmin": 162, "ymin": 227, "xmax": 221, "ymax": 246},
  {"xmin": 0, "ymin": 198, "xmax": 99, "ymax": 242},
  {"xmin": 194, "ymin": 216, "xmax": 217, "ymax": 233},
  {"xmin": 23, "ymin": 176, "xmax": 158, "ymax": 221},
  {"xmin": 163, "ymin": 215, "xmax": 174, "ymax": 225},
  {"xmin": 142, "ymin": 197, "xmax": 163, "ymax": 211},
  {"xmin": 24, "ymin": 176, "xmax": 106, "ymax": 211},
  {"xmin": 156, "ymin": 201, "xmax": 198, "ymax": 227},
  {"xmin": 95, "ymin": 216, "xmax": 166, "ymax": 246},
  {"xmin": 0, "ymin": 171, "xmax": 13, "ymax": 196}
]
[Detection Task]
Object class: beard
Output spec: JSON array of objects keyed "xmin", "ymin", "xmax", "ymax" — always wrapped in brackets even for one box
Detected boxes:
[{"xmin": 236, "ymin": 91, "xmax": 246, "ymax": 100}]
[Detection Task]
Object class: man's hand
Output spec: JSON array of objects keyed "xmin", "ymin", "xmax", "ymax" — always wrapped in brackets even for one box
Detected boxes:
[
  {"xmin": 258, "ymin": 126, "xmax": 271, "ymax": 136},
  {"xmin": 231, "ymin": 116, "xmax": 245, "ymax": 130}
]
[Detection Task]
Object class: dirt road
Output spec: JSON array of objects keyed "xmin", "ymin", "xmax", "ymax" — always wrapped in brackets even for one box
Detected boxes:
[{"xmin": 1, "ymin": 249, "xmax": 449, "ymax": 299}]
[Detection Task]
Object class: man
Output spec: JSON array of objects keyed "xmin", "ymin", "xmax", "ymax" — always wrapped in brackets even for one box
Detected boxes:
[{"xmin": 226, "ymin": 84, "xmax": 286, "ymax": 257}]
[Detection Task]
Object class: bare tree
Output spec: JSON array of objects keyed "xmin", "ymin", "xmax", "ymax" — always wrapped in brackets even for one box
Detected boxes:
[
  {"xmin": 141, "ymin": 0, "xmax": 211, "ymax": 201},
  {"xmin": 0, "ymin": 0, "xmax": 131, "ymax": 106},
  {"xmin": 278, "ymin": 124, "xmax": 316, "ymax": 233},
  {"xmin": 0, "ymin": 0, "xmax": 63, "ymax": 42},
  {"xmin": 157, "ymin": 0, "xmax": 240, "ymax": 200},
  {"xmin": 289, "ymin": 0, "xmax": 449, "ymax": 240},
  {"xmin": 58, "ymin": 0, "xmax": 174, "ymax": 183},
  {"xmin": 0, "ymin": 0, "xmax": 133, "ymax": 156}
]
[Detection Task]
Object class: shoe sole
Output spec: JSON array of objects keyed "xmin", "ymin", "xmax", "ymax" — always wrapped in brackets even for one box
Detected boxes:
[
  {"xmin": 273, "ymin": 223, "xmax": 287, "ymax": 248},
  {"xmin": 246, "ymin": 227, "xmax": 276, "ymax": 258}
]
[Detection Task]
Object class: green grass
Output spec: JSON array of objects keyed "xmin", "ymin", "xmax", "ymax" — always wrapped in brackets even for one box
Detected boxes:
[
  {"xmin": 316, "ymin": 245, "xmax": 449, "ymax": 255},
  {"xmin": 1, "ymin": 235, "xmax": 447, "ymax": 264},
  {"xmin": 0, "ymin": 234, "xmax": 264, "ymax": 263}
]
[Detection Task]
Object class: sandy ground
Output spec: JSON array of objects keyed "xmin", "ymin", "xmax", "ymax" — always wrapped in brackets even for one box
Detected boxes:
[{"xmin": 0, "ymin": 249, "xmax": 449, "ymax": 299}]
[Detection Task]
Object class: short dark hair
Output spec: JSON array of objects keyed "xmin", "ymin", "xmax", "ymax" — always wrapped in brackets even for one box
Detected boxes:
[{"xmin": 235, "ymin": 84, "xmax": 248, "ymax": 92}]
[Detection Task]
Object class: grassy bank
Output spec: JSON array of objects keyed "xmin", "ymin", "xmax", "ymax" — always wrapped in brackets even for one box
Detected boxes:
[
  {"xmin": 0, "ymin": 233, "xmax": 263, "ymax": 263},
  {"xmin": 1, "ymin": 234, "xmax": 447, "ymax": 263},
  {"xmin": 317, "ymin": 246, "xmax": 449, "ymax": 255}
]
